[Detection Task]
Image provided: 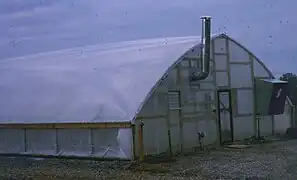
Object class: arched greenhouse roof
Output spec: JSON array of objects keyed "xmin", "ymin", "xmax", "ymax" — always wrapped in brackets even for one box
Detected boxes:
[{"xmin": 0, "ymin": 34, "xmax": 276, "ymax": 124}]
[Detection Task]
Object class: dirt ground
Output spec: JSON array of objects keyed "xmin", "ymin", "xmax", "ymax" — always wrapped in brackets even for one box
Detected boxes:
[{"xmin": 1, "ymin": 139, "xmax": 297, "ymax": 180}]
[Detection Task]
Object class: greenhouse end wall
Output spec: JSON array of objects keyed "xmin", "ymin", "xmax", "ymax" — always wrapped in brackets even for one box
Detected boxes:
[{"xmin": 135, "ymin": 35, "xmax": 293, "ymax": 157}]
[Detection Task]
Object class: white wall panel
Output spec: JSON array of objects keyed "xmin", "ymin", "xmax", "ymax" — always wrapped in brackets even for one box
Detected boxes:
[
  {"xmin": 92, "ymin": 129, "xmax": 119, "ymax": 157},
  {"xmin": 233, "ymin": 116, "xmax": 254, "ymax": 140},
  {"xmin": 180, "ymin": 68, "xmax": 190, "ymax": 81},
  {"xmin": 253, "ymin": 58, "xmax": 271, "ymax": 77},
  {"xmin": 154, "ymin": 92, "xmax": 167, "ymax": 115},
  {"xmin": 57, "ymin": 129, "xmax": 91, "ymax": 156},
  {"xmin": 0, "ymin": 129, "xmax": 25, "ymax": 153},
  {"xmin": 169, "ymin": 126, "xmax": 181, "ymax": 154},
  {"xmin": 214, "ymin": 55, "xmax": 228, "ymax": 70},
  {"xmin": 167, "ymin": 68, "xmax": 178, "ymax": 89},
  {"xmin": 259, "ymin": 116, "xmax": 273, "ymax": 136},
  {"xmin": 236, "ymin": 89, "xmax": 253, "ymax": 115},
  {"xmin": 229, "ymin": 41, "xmax": 250, "ymax": 62},
  {"xmin": 92, "ymin": 128, "xmax": 132, "ymax": 159},
  {"xmin": 216, "ymin": 72, "xmax": 228, "ymax": 87},
  {"xmin": 138, "ymin": 94, "xmax": 154, "ymax": 117},
  {"xmin": 230, "ymin": 64, "xmax": 252, "ymax": 88},
  {"xmin": 116, "ymin": 128, "xmax": 133, "ymax": 159},
  {"xmin": 25, "ymin": 129, "xmax": 56, "ymax": 155},
  {"xmin": 214, "ymin": 38, "xmax": 227, "ymax": 54},
  {"xmin": 182, "ymin": 104, "xmax": 195, "ymax": 114},
  {"xmin": 142, "ymin": 118, "xmax": 169, "ymax": 155},
  {"xmin": 274, "ymin": 103, "xmax": 292, "ymax": 134},
  {"xmin": 182, "ymin": 122, "xmax": 198, "ymax": 150},
  {"xmin": 274, "ymin": 114, "xmax": 291, "ymax": 134}
]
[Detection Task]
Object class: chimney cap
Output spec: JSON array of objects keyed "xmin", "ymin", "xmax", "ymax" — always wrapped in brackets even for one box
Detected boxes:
[{"xmin": 201, "ymin": 16, "xmax": 212, "ymax": 20}]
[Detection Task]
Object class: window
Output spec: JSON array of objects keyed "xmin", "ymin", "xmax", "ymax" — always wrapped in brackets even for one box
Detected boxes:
[{"xmin": 167, "ymin": 91, "xmax": 181, "ymax": 110}]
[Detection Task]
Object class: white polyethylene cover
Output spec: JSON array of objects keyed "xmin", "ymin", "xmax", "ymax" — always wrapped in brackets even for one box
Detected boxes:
[
  {"xmin": 0, "ymin": 37, "xmax": 198, "ymax": 123},
  {"xmin": 0, "ymin": 128, "xmax": 133, "ymax": 159}
]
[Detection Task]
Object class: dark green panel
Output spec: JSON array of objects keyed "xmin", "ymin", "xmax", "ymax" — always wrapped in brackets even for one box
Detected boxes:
[
  {"xmin": 255, "ymin": 78, "xmax": 289, "ymax": 115},
  {"xmin": 231, "ymin": 88, "xmax": 238, "ymax": 116},
  {"xmin": 268, "ymin": 82, "xmax": 289, "ymax": 114},
  {"xmin": 255, "ymin": 79, "xmax": 273, "ymax": 115}
]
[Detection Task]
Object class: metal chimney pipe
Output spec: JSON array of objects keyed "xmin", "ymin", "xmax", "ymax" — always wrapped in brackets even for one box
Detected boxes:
[{"xmin": 190, "ymin": 16, "xmax": 212, "ymax": 81}]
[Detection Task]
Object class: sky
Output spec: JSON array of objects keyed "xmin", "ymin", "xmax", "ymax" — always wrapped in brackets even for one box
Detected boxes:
[{"xmin": 0, "ymin": 0, "xmax": 296, "ymax": 75}]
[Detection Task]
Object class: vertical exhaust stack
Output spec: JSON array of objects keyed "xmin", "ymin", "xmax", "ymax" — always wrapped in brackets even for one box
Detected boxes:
[{"xmin": 190, "ymin": 16, "xmax": 212, "ymax": 81}]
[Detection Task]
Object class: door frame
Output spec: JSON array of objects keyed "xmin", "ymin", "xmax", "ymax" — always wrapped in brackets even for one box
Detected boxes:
[
  {"xmin": 167, "ymin": 90, "xmax": 182, "ymax": 155},
  {"xmin": 217, "ymin": 89, "xmax": 234, "ymax": 145}
]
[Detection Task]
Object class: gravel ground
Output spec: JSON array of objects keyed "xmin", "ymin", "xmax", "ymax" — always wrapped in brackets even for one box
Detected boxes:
[{"xmin": 1, "ymin": 139, "xmax": 297, "ymax": 179}]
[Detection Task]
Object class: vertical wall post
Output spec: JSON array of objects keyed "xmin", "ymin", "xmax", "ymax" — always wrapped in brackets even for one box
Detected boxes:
[
  {"xmin": 292, "ymin": 106, "xmax": 297, "ymax": 127},
  {"xmin": 252, "ymin": 77, "xmax": 258, "ymax": 137},
  {"xmin": 55, "ymin": 129, "xmax": 59, "ymax": 155},
  {"xmin": 24, "ymin": 128, "xmax": 27, "ymax": 153},
  {"xmin": 290, "ymin": 105, "xmax": 296, "ymax": 127},
  {"xmin": 138, "ymin": 120, "xmax": 144, "ymax": 162},
  {"xmin": 165, "ymin": 91, "xmax": 173, "ymax": 156},
  {"xmin": 211, "ymin": 39, "xmax": 221, "ymax": 146},
  {"xmin": 271, "ymin": 115, "xmax": 275, "ymax": 135},
  {"xmin": 167, "ymin": 128, "xmax": 173, "ymax": 156},
  {"xmin": 293, "ymin": 106, "xmax": 297, "ymax": 127},
  {"xmin": 131, "ymin": 124, "xmax": 136, "ymax": 160},
  {"xmin": 176, "ymin": 65, "xmax": 184, "ymax": 154},
  {"xmin": 249, "ymin": 53, "xmax": 259, "ymax": 137},
  {"xmin": 89, "ymin": 129, "xmax": 94, "ymax": 155}
]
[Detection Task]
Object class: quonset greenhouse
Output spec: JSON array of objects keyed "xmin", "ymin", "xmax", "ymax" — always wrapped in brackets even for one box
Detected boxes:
[{"xmin": 0, "ymin": 17, "xmax": 294, "ymax": 161}]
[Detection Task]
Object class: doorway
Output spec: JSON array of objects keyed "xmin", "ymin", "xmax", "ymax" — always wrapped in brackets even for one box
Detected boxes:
[
  {"xmin": 217, "ymin": 89, "xmax": 234, "ymax": 144},
  {"xmin": 167, "ymin": 91, "xmax": 182, "ymax": 154}
]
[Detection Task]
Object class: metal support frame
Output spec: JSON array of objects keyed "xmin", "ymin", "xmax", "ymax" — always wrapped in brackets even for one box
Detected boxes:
[
  {"xmin": 250, "ymin": 54, "xmax": 261, "ymax": 137},
  {"xmin": 0, "ymin": 122, "xmax": 132, "ymax": 129},
  {"xmin": 89, "ymin": 129, "xmax": 94, "ymax": 155},
  {"xmin": 23, "ymin": 129, "xmax": 27, "ymax": 153},
  {"xmin": 177, "ymin": 64, "xmax": 184, "ymax": 154},
  {"xmin": 211, "ymin": 39, "xmax": 220, "ymax": 146},
  {"xmin": 131, "ymin": 124, "xmax": 136, "ymax": 160},
  {"xmin": 138, "ymin": 120, "xmax": 144, "ymax": 162},
  {"xmin": 55, "ymin": 129, "xmax": 59, "ymax": 155}
]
